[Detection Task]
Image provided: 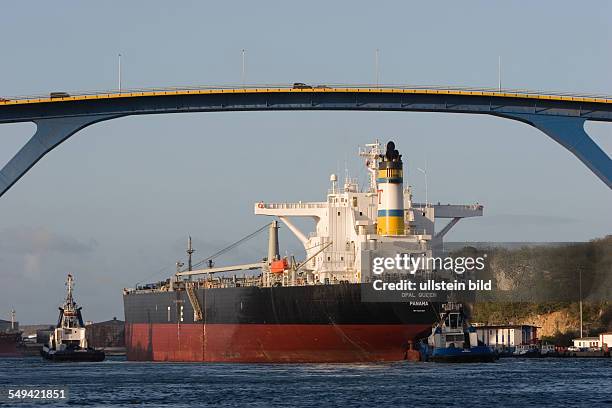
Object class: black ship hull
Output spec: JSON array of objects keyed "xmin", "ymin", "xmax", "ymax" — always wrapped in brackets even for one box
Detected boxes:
[{"xmin": 41, "ymin": 347, "xmax": 105, "ymax": 362}]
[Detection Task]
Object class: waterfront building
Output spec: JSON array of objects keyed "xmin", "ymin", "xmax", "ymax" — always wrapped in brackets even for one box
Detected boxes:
[
  {"xmin": 573, "ymin": 336, "xmax": 602, "ymax": 349},
  {"xmin": 85, "ymin": 317, "xmax": 125, "ymax": 348},
  {"xmin": 598, "ymin": 333, "xmax": 612, "ymax": 349},
  {"xmin": 474, "ymin": 324, "xmax": 538, "ymax": 349}
]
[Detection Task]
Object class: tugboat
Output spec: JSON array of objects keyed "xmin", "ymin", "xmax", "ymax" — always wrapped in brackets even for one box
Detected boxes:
[
  {"xmin": 424, "ymin": 305, "xmax": 497, "ymax": 363},
  {"xmin": 41, "ymin": 274, "xmax": 105, "ymax": 362}
]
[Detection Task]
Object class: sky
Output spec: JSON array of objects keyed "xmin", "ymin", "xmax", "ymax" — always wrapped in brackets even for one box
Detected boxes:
[{"xmin": 0, "ymin": 1, "xmax": 611, "ymax": 323}]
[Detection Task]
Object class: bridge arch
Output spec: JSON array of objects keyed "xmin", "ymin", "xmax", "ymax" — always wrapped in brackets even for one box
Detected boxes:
[{"xmin": 0, "ymin": 86, "xmax": 610, "ymax": 196}]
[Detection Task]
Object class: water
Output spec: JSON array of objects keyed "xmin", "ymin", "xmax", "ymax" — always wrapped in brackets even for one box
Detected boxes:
[{"xmin": 1, "ymin": 357, "xmax": 611, "ymax": 407}]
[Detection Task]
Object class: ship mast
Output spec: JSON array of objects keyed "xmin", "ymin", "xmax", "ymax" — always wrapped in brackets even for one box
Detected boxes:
[
  {"xmin": 10, "ymin": 309, "xmax": 15, "ymax": 331},
  {"xmin": 359, "ymin": 139, "xmax": 383, "ymax": 192},
  {"xmin": 60, "ymin": 273, "xmax": 81, "ymax": 329},
  {"xmin": 65, "ymin": 274, "xmax": 75, "ymax": 311},
  {"xmin": 187, "ymin": 236, "xmax": 195, "ymax": 272}
]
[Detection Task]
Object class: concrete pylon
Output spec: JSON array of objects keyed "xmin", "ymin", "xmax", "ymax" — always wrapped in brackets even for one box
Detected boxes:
[
  {"xmin": 0, "ymin": 115, "xmax": 122, "ymax": 198},
  {"xmin": 499, "ymin": 113, "xmax": 611, "ymax": 189}
]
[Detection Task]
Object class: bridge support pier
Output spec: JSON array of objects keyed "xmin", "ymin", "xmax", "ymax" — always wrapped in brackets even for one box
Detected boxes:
[
  {"xmin": 501, "ymin": 114, "xmax": 612, "ymax": 189},
  {"xmin": 0, "ymin": 115, "xmax": 120, "ymax": 198}
]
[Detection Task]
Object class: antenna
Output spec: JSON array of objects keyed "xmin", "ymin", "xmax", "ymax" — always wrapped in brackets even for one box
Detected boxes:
[
  {"xmin": 344, "ymin": 155, "xmax": 349, "ymax": 183},
  {"xmin": 417, "ymin": 167, "xmax": 428, "ymax": 209}
]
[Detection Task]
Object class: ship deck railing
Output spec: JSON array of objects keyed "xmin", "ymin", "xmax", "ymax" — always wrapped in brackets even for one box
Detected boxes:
[{"xmin": 259, "ymin": 202, "xmax": 327, "ymax": 210}]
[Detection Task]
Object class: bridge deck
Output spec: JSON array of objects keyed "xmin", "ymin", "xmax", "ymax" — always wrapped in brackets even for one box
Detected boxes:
[{"xmin": 2, "ymin": 85, "xmax": 612, "ymax": 107}]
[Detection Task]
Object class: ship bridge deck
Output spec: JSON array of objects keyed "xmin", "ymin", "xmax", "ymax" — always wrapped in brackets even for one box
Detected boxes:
[
  {"xmin": 413, "ymin": 203, "xmax": 484, "ymax": 218},
  {"xmin": 254, "ymin": 202, "xmax": 328, "ymax": 217}
]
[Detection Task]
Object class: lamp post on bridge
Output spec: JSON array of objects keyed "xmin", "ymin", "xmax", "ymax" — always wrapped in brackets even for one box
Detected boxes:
[
  {"xmin": 498, "ymin": 56, "xmax": 501, "ymax": 91},
  {"xmin": 118, "ymin": 53, "xmax": 122, "ymax": 92},
  {"xmin": 375, "ymin": 48, "xmax": 380, "ymax": 87},
  {"xmin": 241, "ymin": 49, "xmax": 246, "ymax": 88}
]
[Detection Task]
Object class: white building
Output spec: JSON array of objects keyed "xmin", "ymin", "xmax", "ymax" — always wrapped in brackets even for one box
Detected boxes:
[
  {"xmin": 475, "ymin": 324, "xmax": 538, "ymax": 349},
  {"xmin": 599, "ymin": 333, "xmax": 612, "ymax": 349},
  {"xmin": 573, "ymin": 333, "xmax": 612, "ymax": 349},
  {"xmin": 573, "ymin": 337, "xmax": 600, "ymax": 348}
]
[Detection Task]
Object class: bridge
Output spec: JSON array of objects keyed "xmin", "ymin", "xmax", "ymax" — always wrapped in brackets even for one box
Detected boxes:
[{"xmin": 0, "ymin": 84, "xmax": 611, "ymax": 197}]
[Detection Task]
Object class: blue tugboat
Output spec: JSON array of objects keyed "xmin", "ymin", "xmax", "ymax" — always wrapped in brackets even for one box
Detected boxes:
[
  {"xmin": 41, "ymin": 274, "xmax": 105, "ymax": 362},
  {"xmin": 425, "ymin": 305, "xmax": 497, "ymax": 363}
]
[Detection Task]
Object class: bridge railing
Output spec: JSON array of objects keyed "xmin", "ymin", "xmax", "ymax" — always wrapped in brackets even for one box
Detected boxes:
[{"xmin": 2, "ymin": 83, "xmax": 612, "ymax": 102}]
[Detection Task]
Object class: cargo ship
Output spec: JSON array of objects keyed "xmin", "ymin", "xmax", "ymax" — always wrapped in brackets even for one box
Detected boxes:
[
  {"xmin": 0, "ymin": 310, "xmax": 22, "ymax": 357},
  {"xmin": 124, "ymin": 140, "xmax": 483, "ymax": 362}
]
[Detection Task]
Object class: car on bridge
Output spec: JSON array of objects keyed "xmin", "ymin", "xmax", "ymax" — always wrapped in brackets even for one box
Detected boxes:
[{"xmin": 49, "ymin": 92, "xmax": 70, "ymax": 99}]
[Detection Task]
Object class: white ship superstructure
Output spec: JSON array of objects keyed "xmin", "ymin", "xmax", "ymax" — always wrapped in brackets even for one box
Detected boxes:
[
  {"xmin": 46, "ymin": 274, "xmax": 88, "ymax": 351},
  {"xmin": 174, "ymin": 139, "xmax": 482, "ymax": 289},
  {"xmin": 253, "ymin": 140, "xmax": 483, "ymax": 287}
]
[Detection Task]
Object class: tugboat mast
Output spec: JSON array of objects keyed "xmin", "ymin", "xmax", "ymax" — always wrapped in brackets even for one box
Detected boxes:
[
  {"xmin": 61, "ymin": 274, "xmax": 80, "ymax": 329},
  {"xmin": 65, "ymin": 274, "xmax": 74, "ymax": 305}
]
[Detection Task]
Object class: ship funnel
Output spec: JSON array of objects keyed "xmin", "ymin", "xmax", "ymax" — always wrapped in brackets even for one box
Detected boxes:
[
  {"xmin": 377, "ymin": 140, "xmax": 405, "ymax": 236},
  {"xmin": 268, "ymin": 221, "xmax": 280, "ymax": 263}
]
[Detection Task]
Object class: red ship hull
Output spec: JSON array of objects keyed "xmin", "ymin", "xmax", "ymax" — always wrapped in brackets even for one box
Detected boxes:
[
  {"xmin": 0, "ymin": 332, "xmax": 22, "ymax": 357},
  {"xmin": 125, "ymin": 323, "xmax": 431, "ymax": 362}
]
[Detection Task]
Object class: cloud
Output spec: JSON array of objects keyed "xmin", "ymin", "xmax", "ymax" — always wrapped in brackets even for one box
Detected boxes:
[
  {"xmin": 0, "ymin": 226, "xmax": 97, "ymax": 255},
  {"xmin": 0, "ymin": 226, "xmax": 97, "ymax": 281}
]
